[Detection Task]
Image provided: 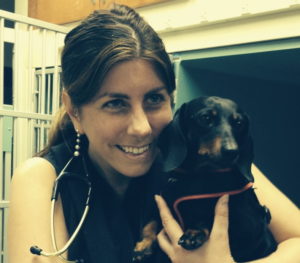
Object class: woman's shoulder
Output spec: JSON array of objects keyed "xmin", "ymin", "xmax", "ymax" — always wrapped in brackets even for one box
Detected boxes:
[
  {"xmin": 12, "ymin": 157, "xmax": 57, "ymax": 188},
  {"xmin": 8, "ymin": 158, "xmax": 70, "ymax": 263},
  {"xmin": 14, "ymin": 157, "xmax": 56, "ymax": 173},
  {"xmin": 14, "ymin": 141, "xmax": 73, "ymax": 180}
]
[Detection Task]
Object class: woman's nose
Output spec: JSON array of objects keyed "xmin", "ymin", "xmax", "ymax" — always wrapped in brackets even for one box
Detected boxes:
[{"xmin": 127, "ymin": 108, "xmax": 152, "ymax": 137}]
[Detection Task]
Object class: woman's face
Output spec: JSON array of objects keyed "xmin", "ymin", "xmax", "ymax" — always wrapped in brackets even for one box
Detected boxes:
[{"xmin": 71, "ymin": 59, "xmax": 173, "ymax": 178}]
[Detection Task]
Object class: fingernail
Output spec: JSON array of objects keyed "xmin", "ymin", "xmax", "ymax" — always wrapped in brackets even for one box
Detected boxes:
[
  {"xmin": 155, "ymin": 195, "xmax": 163, "ymax": 206},
  {"xmin": 154, "ymin": 194, "xmax": 160, "ymax": 202},
  {"xmin": 154, "ymin": 195, "xmax": 161, "ymax": 209}
]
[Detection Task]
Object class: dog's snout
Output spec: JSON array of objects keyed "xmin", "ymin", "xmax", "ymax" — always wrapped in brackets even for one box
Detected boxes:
[
  {"xmin": 221, "ymin": 147, "xmax": 239, "ymax": 163},
  {"xmin": 220, "ymin": 133, "xmax": 239, "ymax": 163}
]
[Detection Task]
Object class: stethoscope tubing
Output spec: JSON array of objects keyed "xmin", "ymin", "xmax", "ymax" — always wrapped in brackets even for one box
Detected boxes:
[{"xmin": 30, "ymin": 156, "xmax": 91, "ymax": 263}]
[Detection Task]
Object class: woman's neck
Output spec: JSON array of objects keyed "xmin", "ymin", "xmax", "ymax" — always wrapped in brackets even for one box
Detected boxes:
[
  {"xmin": 104, "ymin": 170, "xmax": 131, "ymax": 197},
  {"xmin": 89, "ymin": 155, "xmax": 131, "ymax": 197}
]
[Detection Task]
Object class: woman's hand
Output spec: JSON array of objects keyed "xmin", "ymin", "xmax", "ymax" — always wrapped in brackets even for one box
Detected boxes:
[{"xmin": 155, "ymin": 194, "xmax": 235, "ymax": 263}]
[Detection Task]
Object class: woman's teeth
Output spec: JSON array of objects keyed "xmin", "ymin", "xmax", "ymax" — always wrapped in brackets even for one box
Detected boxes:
[{"xmin": 119, "ymin": 145, "xmax": 150, "ymax": 155}]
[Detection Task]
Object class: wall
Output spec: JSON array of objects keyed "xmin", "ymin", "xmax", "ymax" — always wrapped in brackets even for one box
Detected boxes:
[
  {"xmin": 14, "ymin": 0, "xmax": 300, "ymax": 38},
  {"xmin": 137, "ymin": 0, "xmax": 300, "ymax": 52},
  {"xmin": 15, "ymin": 0, "xmax": 28, "ymax": 16},
  {"xmin": 138, "ymin": 0, "xmax": 300, "ymax": 31}
]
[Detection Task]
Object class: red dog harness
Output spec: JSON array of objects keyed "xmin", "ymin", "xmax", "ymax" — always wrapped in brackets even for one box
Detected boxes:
[{"xmin": 173, "ymin": 182, "xmax": 254, "ymax": 229}]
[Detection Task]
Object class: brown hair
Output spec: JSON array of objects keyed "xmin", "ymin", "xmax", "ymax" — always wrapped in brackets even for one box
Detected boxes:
[{"xmin": 39, "ymin": 4, "xmax": 175, "ymax": 156}]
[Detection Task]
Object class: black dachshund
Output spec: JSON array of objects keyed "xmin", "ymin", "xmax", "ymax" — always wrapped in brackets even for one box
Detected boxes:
[{"xmin": 133, "ymin": 96, "xmax": 277, "ymax": 263}]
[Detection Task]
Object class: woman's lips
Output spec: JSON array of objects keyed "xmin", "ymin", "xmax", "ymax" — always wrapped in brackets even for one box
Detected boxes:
[{"xmin": 117, "ymin": 144, "xmax": 150, "ymax": 155}]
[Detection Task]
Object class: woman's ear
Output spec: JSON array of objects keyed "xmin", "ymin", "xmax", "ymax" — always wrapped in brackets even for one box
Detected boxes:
[{"xmin": 62, "ymin": 91, "xmax": 84, "ymax": 134}]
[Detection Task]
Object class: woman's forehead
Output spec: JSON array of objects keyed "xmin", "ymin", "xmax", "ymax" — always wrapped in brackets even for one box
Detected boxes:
[{"xmin": 95, "ymin": 59, "xmax": 166, "ymax": 98}]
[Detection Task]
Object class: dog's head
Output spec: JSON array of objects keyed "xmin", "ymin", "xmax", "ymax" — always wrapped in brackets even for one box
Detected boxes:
[{"xmin": 158, "ymin": 96, "xmax": 254, "ymax": 182}]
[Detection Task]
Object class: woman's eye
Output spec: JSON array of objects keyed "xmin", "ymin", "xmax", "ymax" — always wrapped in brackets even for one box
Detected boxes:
[
  {"xmin": 145, "ymin": 93, "xmax": 165, "ymax": 106},
  {"xmin": 102, "ymin": 99, "xmax": 127, "ymax": 111}
]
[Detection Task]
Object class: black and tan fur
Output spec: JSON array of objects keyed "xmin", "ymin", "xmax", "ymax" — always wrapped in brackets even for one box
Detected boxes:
[{"xmin": 133, "ymin": 96, "xmax": 277, "ymax": 263}]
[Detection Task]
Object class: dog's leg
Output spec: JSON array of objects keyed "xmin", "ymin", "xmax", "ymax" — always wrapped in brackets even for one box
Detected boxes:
[
  {"xmin": 132, "ymin": 220, "xmax": 159, "ymax": 262},
  {"xmin": 178, "ymin": 224, "xmax": 210, "ymax": 250}
]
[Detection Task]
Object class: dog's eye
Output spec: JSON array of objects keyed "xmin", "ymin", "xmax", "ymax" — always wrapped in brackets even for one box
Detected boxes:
[
  {"xmin": 235, "ymin": 119, "xmax": 242, "ymax": 125},
  {"xmin": 232, "ymin": 117, "xmax": 244, "ymax": 129},
  {"xmin": 199, "ymin": 114, "xmax": 213, "ymax": 126}
]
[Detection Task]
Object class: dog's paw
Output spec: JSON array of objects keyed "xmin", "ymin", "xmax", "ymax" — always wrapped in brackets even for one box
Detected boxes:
[
  {"xmin": 178, "ymin": 228, "xmax": 209, "ymax": 250},
  {"xmin": 132, "ymin": 240, "xmax": 154, "ymax": 262},
  {"xmin": 133, "ymin": 220, "xmax": 158, "ymax": 262},
  {"xmin": 132, "ymin": 251, "xmax": 151, "ymax": 263}
]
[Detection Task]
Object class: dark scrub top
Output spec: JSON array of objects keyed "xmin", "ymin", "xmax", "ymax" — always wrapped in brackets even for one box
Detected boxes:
[{"xmin": 44, "ymin": 139, "xmax": 159, "ymax": 263}]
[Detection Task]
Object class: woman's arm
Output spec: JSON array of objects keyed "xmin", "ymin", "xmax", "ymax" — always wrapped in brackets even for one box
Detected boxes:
[
  {"xmin": 8, "ymin": 157, "xmax": 69, "ymax": 263},
  {"xmin": 155, "ymin": 165, "xmax": 300, "ymax": 263},
  {"xmin": 249, "ymin": 164, "xmax": 300, "ymax": 263}
]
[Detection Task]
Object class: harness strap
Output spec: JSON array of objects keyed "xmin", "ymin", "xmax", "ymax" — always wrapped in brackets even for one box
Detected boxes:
[{"xmin": 173, "ymin": 182, "xmax": 254, "ymax": 229}]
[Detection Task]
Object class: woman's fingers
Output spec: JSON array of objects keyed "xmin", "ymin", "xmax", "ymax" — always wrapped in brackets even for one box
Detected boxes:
[
  {"xmin": 157, "ymin": 229, "xmax": 173, "ymax": 256},
  {"xmin": 209, "ymin": 195, "xmax": 231, "ymax": 251},
  {"xmin": 155, "ymin": 194, "xmax": 234, "ymax": 263},
  {"xmin": 155, "ymin": 195, "xmax": 183, "ymax": 244}
]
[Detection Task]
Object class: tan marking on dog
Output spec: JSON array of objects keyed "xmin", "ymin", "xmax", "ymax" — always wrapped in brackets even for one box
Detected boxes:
[
  {"xmin": 198, "ymin": 137, "xmax": 222, "ymax": 156},
  {"xmin": 186, "ymin": 229, "xmax": 201, "ymax": 235},
  {"xmin": 134, "ymin": 220, "xmax": 158, "ymax": 252},
  {"xmin": 202, "ymin": 228, "xmax": 210, "ymax": 239}
]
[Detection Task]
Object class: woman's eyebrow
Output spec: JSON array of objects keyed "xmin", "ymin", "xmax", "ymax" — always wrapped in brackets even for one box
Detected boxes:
[
  {"xmin": 145, "ymin": 86, "xmax": 167, "ymax": 95},
  {"xmin": 96, "ymin": 92, "xmax": 130, "ymax": 100},
  {"xmin": 96, "ymin": 87, "xmax": 167, "ymax": 100}
]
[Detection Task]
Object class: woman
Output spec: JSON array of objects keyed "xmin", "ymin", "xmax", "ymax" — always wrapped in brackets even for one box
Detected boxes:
[{"xmin": 8, "ymin": 4, "xmax": 300, "ymax": 263}]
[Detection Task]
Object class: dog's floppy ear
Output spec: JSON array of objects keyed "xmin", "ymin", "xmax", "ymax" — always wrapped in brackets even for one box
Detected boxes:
[
  {"xmin": 237, "ymin": 114, "xmax": 254, "ymax": 182},
  {"xmin": 158, "ymin": 103, "xmax": 188, "ymax": 172}
]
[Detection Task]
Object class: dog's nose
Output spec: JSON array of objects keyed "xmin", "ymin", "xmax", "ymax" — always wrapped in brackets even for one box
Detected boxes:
[{"xmin": 221, "ymin": 148, "xmax": 239, "ymax": 163}]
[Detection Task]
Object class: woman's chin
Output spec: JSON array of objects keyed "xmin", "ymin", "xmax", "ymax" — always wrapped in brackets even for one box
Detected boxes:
[{"xmin": 120, "ymin": 164, "xmax": 153, "ymax": 178}]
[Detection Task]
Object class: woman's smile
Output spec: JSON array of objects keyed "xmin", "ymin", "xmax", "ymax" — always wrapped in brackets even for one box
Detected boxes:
[
  {"xmin": 116, "ymin": 144, "xmax": 151, "ymax": 155},
  {"xmin": 115, "ymin": 143, "xmax": 154, "ymax": 161}
]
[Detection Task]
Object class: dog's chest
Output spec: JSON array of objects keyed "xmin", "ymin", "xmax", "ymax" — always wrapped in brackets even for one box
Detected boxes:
[{"xmin": 160, "ymin": 169, "xmax": 252, "ymax": 229}]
